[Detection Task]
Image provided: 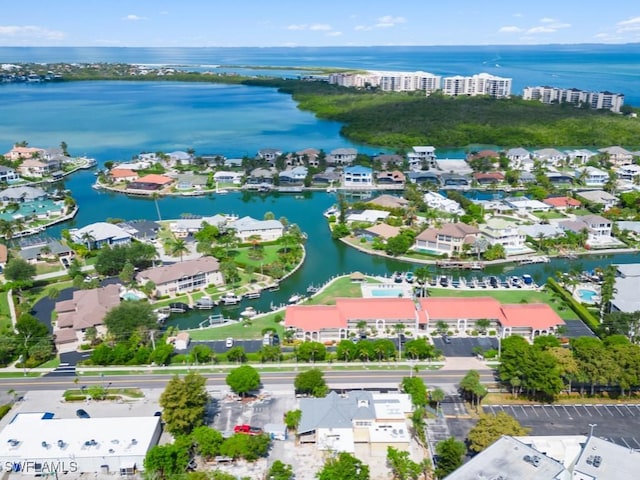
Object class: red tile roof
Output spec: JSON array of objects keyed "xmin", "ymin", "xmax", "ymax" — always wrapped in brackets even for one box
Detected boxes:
[
  {"xmin": 135, "ymin": 174, "xmax": 174, "ymax": 185},
  {"xmin": 419, "ymin": 297, "xmax": 504, "ymax": 323},
  {"xmin": 110, "ymin": 168, "xmax": 138, "ymax": 179},
  {"xmin": 336, "ymin": 298, "xmax": 418, "ymax": 321},
  {"xmin": 543, "ymin": 197, "xmax": 581, "ymax": 208},
  {"xmin": 285, "ymin": 305, "xmax": 345, "ymax": 331},
  {"xmin": 473, "ymin": 172, "xmax": 505, "ymax": 180},
  {"xmin": 500, "ymin": 304, "xmax": 565, "ymax": 330}
]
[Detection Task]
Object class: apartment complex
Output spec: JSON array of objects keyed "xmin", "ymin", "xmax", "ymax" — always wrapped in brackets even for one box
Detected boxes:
[
  {"xmin": 522, "ymin": 86, "xmax": 624, "ymax": 112},
  {"xmin": 441, "ymin": 73, "xmax": 512, "ymax": 98}
]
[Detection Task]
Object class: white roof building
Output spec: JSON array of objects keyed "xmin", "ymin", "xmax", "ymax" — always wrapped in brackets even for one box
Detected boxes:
[
  {"xmin": 70, "ymin": 222, "xmax": 132, "ymax": 249},
  {"xmin": 0, "ymin": 413, "xmax": 161, "ymax": 476}
]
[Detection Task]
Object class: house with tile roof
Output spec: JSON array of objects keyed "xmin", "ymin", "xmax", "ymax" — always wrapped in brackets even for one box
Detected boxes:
[
  {"xmin": 136, "ymin": 256, "xmax": 223, "ymax": 297},
  {"xmin": 543, "ymin": 196, "xmax": 582, "ymax": 210},
  {"xmin": 70, "ymin": 222, "xmax": 132, "ymax": 249},
  {"xmin": 228, "ymin": 216, "xmax": 284, "ymax": 242},
  {"xmin": 109, "ymin": 168, "xmax": 139, "ymax": 182},
  {"xmin": 297, "ymin": 390, "xmax": 412, "ymax": 453},
  {"xmin": 327, "ymin": 148, "xmax": 357, "ymax": 166},
  {"xmin": 413, "ymin": 222, "xmax": 480, "ymax": 257},
  {"xmin": 598, "ymin": 145, "xmax": 633, "ymax": 166},
  {"xmin": 53, "ymin": 284, "xmax": 121, "ymax": 352}
]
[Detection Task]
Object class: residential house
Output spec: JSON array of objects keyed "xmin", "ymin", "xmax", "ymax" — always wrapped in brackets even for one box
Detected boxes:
[
  {"xmin": 575, "ymin": 190, "xmax": 618, "ymax": 211},
  {"xmin": 366, "ymin": 194, "xmax": 409, "ymax": 210},
  {"xmin": 375, "ymin": 170, "xmax": 405, "ymax": 186},
  {"xmin": 565, "ymin": 148, "xmax": 596, "ymax": 166},
  {"xmin": 117, "ymin": 220, "xmax": 161, "ymax": 242},
  {"xmin": 279, "ymin": 166, "xmax": 308, "ymax": 184},
  {"xmin": 0, "ymin": 244, "xmax": 6, "ymax": 271},
  {"xmin": 342, "ymin": 165, "xmax": 373, "ymax": 187},
  {"xmin": 53, "ymin": 284, "xmax": 121, "ymax": 351},
  {"xmin": 213, "ymin": 171, "xmax": 243, "ymax": 184},
  {"xmin": 169, "ymin": 214, "xmax": 227, "ymax": 238},
  {"xmin": 502, "ymin": 197, "xmax": 551, "ymax": 214},
  {"xmin": 440, "ymin": 173, "xmax": 471, "ymax": 187},
  {"xmin": 418, "ymin": 297, "xmax": 564, "ymax": 339},
  {"xmin": 327, "ymin": 148, "xmax": 357, "ymax": 166},
  {"xmin": 295, "ymin": 148, "xmax": 321, "ymax": 167},
  {"xmin": 616, "ymin": 164, "xmax": 640, "ymax": 182},
  {"xmin": 423, "ymin": 191, "xmax": 464, "ymax": 215},
  {"xmin": 312, "ymin": 170, "xmax": 341, "ymax": 185},
  {"xmin": 109, "ymin": 168, "xmax": 139, "ymax": 183},
  {"xmin": 374, "ymin": 154, "xmax": 404, "ymax": 170},
  {"xmin": 406, "ymin": 171, "xmax": 440, "ymax": 186},
  {"xmin": 17, "ymin": 159, "xmax": 51, "ymax": 178},
  {"xmin": 559, "ymin": 214, "xmax": 614, "ymax": 246},
  {"xmin": 532, "ymin": 148, "xmax": 565, "ymax": 167},
  {"xmin": 167, "ymin": 332, "xmax": 190, "ymax": 351},
  {"xmin": 297, "ymin": 391, "xmax": 412, "ymax": 454},
  {"xmin": 546, "ymin": 172, "xmax": 574, "ymax": 185},
  {"xmin": 611, "ymin": 264, "xmax": 640, "ymax": 314},
  {"xmin": 70, "ymin": 222, "xmax": 132, "ymax": 249},
  {"xmin": 168, "ymin": 151, "xmax": 193, "ymax": 165},
  {"xmin": 505, "ymin": 147, "xmax": 531, "ymax": 169},
  {"xmin": 407, "ymin": 146, "xmax": 436, "ymax": 170},
  {"xmin": 575, "ymin": 166, "xmax": 608, "ymax": 187},
  {"xmin": 362, "ymin": 223, "xmax": 401, "ymax": 241},
  {"xmin": 173, "ymin": 174, "xmax": 208, "ymax": 190},
  {"xmin": 413, "ymin": 222, "xmax": 480, "ymax": 257},
  {"xmin": 285, "ymin": 297, "xmax": 423, "ymax": 342},
  {"xmin": 127, "ymin": 174, "xmax": 174, "ymax": 191},
  {"xmin": 136, "ymin": 256, "xmax": 223, "ymax": 297},
  {"xmin": 578, "ymin": 214, "xmax": 613, "ymax": 239},
  {"xmin": 599, "ymin": 146, "xmax": 633, "ymax": 166},
  {"xmin": 0, "ymin": 186, "xmax": 47, "ymax": 202},
  {"xmin": 478, "ymin": 217, "xmax": 528, "ymax": 254},
  {"xmin": 346, "ymin": 209, "xmax": 390, "ymax": 224},
  {"xmin": 19, "ymin": 239, "xmax": 73, "ymax": 265},
  {"xmin": 518, "ymin": 224, "xmax": 565, "ymax": 240},
  {"xmin": 473, "ymin": 172, "xmax": 504, "ymax": 185},
  {"xmin": 257, "ymin": 148, "xmax": 283, "ymax": 163},
  {"xmin": 3, "ymin": 146, "xmax": 45, "ymax": 161},
  {"xmin": 542, "ymin": 196, "xmax": 582, "ymax": 211},
  {"xmin": 229, "ymin": 216, "xmax": 284, "ymax": 242},
  {"xmin": 0, "ymin": 166, "xmax": 20, "ymax": 183}
]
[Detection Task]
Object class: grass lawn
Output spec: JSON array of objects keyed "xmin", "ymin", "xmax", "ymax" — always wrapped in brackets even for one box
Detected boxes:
[
  {"xmin": 0, "ymin": 291, "xmax": 13, "ymax": 335},
  {"xmin": 427, "ymin": 287, "xmax": 575, "ymax": 320},
  {"xmin": 37, "ymin": 357, "xmax": 61, "ymax": 369},
  {"xmin": 533, "ymin": 211, "xmax": 566, "ymax": 220},
  {"xmin": 305, "ymin": 276, "xmax": 379, "ymax": 305},
  {"xmin": 35, "ymin": 262, "xmax": 65, "ymax": 276},
  {"xmin": 233, "ymin": 245, "xmax": 282, "ymax": 268},
  {"xmin": 188, "ymin": 311, "xmax": 285, "ymax": 341}
]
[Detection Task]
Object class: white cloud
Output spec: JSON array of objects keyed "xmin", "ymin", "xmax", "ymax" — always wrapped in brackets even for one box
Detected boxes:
[
  {"xmin": 159, "ymin": 11, "xmax": 169, "ymax": 15},
  {"xmin": 309, "ymin": 24, "xmax": 332, "ymax": 31},
  {"xmin": 0, "ymin": 25, "xmax": 65, "ymax": 40},
  {"xmin": 540, "ymin": 17, "xmax": 556, "ymax": 23},
  {"xmin": 287, "ymin": 24, "xmax": 307, "ymax": 30},
  {"xmin": 354, "ymin": 25, "xmax": 371, "ymax": 31},
  {"xmin": 123, "ymin": 14, "xmax": 147, "ymax": 21},
  {"xmin": 526, "ymin": 20, "xmax": 570, "ymax": 35},
  {"xmin": 616, "ymin": 16, "xmax": 640, "ymax": 33},
  {"xmin": 527, "ymin": 26, "xmax": 556, "ymax": 34},
  {"xmin": 375, "ymin": 15, "xmax": 406, "ymax": 28},
  {"xmin": 498, "ymin": 26, "xmax": 523, "ymax": 33},
  {"xmin": 326, "ymin": 31, "xmax": 342, "ymax": 37}
]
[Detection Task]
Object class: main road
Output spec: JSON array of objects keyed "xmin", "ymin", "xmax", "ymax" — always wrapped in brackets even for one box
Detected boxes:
[{"xmin": 0, "ymin": 368, "xmax": 495, "ymax": 392}]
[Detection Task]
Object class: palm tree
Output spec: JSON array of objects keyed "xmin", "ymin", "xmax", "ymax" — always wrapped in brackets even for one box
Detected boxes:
[
  {"xmin": 81, "ymin": 231, "xmax": 96, "ymax": 250},
  {"xmin": 151, "ymin": 192, "xmax": 162, "ymax": 221},
  {"xmin": 0, "ymin": 219, "xmax": 15, "ymax": 241},
  {"xmin": 169, "ymin": 238, "xmax": 189, "ymax": 262},
  {"xmin": 430, "ymin": 387, "xmax": 445, "ymax": 415}
]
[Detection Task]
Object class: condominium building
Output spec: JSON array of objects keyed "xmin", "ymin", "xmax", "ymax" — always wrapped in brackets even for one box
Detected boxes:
[
  {"xmin": 328, "ymin": 70, "xmax": 441, "ymax": 94},
  {"xmin": 441, "ymin": 73, "xmax": 512, "ymax": 98},
  {"xmin": 522, "ymin": 86, "xmax": 624, "ymax": 112}
]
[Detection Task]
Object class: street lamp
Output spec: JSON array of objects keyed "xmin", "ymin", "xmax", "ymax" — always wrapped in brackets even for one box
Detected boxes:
[{"xmin": 589, "ymin": 423, "xmax": 597, "ymax": 437}]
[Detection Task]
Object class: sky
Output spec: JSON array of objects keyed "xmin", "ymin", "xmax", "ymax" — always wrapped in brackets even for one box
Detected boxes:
[{"xmin": 1, "ymin": 0, "xmax": 639, "ymax": 48}]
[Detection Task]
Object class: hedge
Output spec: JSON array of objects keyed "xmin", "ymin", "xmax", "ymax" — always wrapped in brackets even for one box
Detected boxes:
[
  {"xmin": 546, "ymin": 277, "xmax": 600, "ymax": 334},
  {"xmin": 0, "ymin": 404, "xmax": 11, "ymax": 420}
]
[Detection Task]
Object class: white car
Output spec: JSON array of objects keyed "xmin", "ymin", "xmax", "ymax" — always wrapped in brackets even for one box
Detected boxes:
[{"xmin": 225, "ymin": 337, "xmax": 234, "ymax": 348}]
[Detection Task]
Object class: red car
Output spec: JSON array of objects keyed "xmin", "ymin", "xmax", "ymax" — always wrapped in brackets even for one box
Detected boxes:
[{"xmin": 233, "ymin": 424, "xmax": 262, "ymax": 435}]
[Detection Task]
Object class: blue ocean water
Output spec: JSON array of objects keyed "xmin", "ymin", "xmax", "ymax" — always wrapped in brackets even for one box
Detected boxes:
[{"xmin": 2, "ymin": 44, "xmax": 639, "ymax": 104}]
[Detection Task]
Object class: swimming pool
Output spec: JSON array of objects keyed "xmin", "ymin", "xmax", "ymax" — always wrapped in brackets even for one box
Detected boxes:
[
  {"xmin": 370, "ymin": 288, "xmax": 406, "ymax": 298},
  {"xmin": 577, "ymin": 288, "xmax": 598, "ymax": 304}
]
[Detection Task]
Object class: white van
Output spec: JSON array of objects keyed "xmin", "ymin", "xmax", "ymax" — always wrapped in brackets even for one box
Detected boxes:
[{"xmin": 262, "ymin": 333, "xmax": 272, "ymax": 346}]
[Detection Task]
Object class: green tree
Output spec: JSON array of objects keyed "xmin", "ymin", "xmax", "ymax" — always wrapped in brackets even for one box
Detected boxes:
[
  {"xmin": 401, "ymin": 376, "xmax": 428, "ymax": 406},
  {"xmin": 191, "ymin": 344, "xmax": 215, "ymax": 364},
  {"xmin": 316, "ymin": 452, "xmax": 369, "ymax": 480},
  {"xmin": 386, "ymin": 446, "xmax": 421, "ymax": 480},
  {"xmin": 103, "ymin": 301, "xmax": 157, "ymax": 343},
  {"xmin": 191, "ymin": 425, "xmax": 224, "ymax": 460},
  {"xmin": 295, "ymin": 341, "xmax": 326, "ymax": 363},
  {"xmin": 226, "ymin": 365, "xmax": 261, "ymax": 397},
  {"xmin": 15, "ymin": 314, "xmax": 50, "ymax": 362},
  {"xmin": 467, "ymin": 411, "xmax": 531, "ymax": 452},
  {"xmin": 430, "ymin": 387, "xmax": 446, "ymax": 413},
  {"xmin": 284, "ymin": 409, "xmax": 302, "ymax": 431},
  {"xmin": 226, "ymin": 346, "xmax": 247, "ymax": 363},
  {"xmin": 119, "ymin": 261, "xmax": 135, "ymax": 285},
  {"xmin": 294, "ymin": 368, "xmax": 328, "ymax": 397},
  {"xmin": 143, "ymin": 443, "xmax": 190, "ymax": 479},
  {"xmin": 267, "ymin": 460, "xmax": 294, "ymax": 480},
  {"xmin": 434, "ymin": 437, "xmax": 465, "ymax": 478},
  {"xmin": 159, "ymin": 372, "xmax": 208, "ymax": 436},
  {"xmin": 169, "ymin": 238, "xmax": 189, "ymax": 261},
  {"xmin": 219, "ymin": 433, "xmax": 270, "ymax": 461},
  {"xmin": 4, "ymin": 257, "xmax": 36, "ymax": 282}
]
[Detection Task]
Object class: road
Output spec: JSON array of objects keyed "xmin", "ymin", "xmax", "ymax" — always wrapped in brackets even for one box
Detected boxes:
[{"xmin": 0, "ymin": 368, "xmax": 495, "ymax": 392}]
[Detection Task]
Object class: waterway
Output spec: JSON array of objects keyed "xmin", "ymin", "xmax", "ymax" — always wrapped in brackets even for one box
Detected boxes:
[{"xmin": 49, "ymin": 170, "xmax": 639, "ymax": 329}]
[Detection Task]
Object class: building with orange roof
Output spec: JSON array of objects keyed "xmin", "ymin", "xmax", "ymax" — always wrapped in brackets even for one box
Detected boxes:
[
  {"xmin": 286, "ymin": 296, "xmax": 564, "ymax": 343},
  {"xmin": 4, "ymin": 146, "xmax": 46, "ymax": 161},
  {"xmin": 109, "ymin": 168, "xmax": 139, "ymax": 182},
  {"xmin": 127, "ymin": 174, "xmax": 174, "ymax": 192},
  {"xmin": 543, "ymin": 196, "xmax": 582, "ymax": 210}
]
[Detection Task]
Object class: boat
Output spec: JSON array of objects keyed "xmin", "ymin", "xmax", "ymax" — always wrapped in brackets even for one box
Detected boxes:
[
  {"xmin": 307, "ymin": 284, "xmax": 320, "ymax": 294},
  {"xmin": 194, "ymin": 296, "xmax": 217, "ymax": 309},
  {"xmin": 220, "ymin": 292, "xmax": 242, "ymax": 305},
  {"xmin": 404, "ymin": 272, "xmax": 415, "ymax": 283},
  {"xmin": 244, "ymin": 291, "xmax": 261, "ymax": 300},
  {"xmin": 288, "ymin": 294, "xmax": 304, "ymax": 304},
  {"xmin": 169, "ymin": 302, "xmax": 191, "ymax": 313},
  {"xmin": 240, "ymin": 307, "xmax": 257, "ymax": 318}
]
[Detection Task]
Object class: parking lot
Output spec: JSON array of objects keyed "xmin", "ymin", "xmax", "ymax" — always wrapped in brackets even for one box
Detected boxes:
[
  {"xmin": 483, "ymin": 403, "xmax": 640, "ymax": 448},
  {"xmin": 433, "ymin": 337, "xmax": 499, "ymax": 357}
]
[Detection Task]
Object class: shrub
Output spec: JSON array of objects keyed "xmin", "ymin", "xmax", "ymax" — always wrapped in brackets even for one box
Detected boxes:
[
  {"xmin": 0, "ymin": 404, "xmax": 12, "ymax": 420},
  {"xmin": 546, "ymin": 277, "xmax": 599, "ymax": 333}
]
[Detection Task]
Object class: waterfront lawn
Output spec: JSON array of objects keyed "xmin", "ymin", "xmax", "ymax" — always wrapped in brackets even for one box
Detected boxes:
[
  {"xmin": 233, "ymin": 245, "xmax": 281, "ymax": 268},
  {"xmin": 427, "ymin": 288, "xmax": 575, "ymax": 320},
  {"xmin": 188, "ymin": 311, "xmax": 284, "ymax": 341},
  {"xmin": 305, "ymin": 276, "xmax": 379, "ymax": 305}
]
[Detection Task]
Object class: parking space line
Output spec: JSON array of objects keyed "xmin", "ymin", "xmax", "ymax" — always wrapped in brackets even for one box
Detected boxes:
[
  {"xmin": 625, "ymin": 405, "xmax": 636, "ymax": 416},
  {"xmin": 520, "ymin": 405, "xmax": 528, "ymax": 417},
  {"xmin": 542, "ymin": 406, "xmax": 551, "ymax": 417},
  {"xmin": 552, "ymin": 406, "xmax": 561, "ymax": 417},
  {"xmin": 621, "ymin": 437, "xmax": 632, "ymax": 448},
  {"xmin": 633, "ymin": 437, "xmax": 640, "ymax": 448},
  {"xmin": 562, "ymin": 405, "xmax": 571, "ymax": 418},
  {"xmin": 510, "ymin": 406, "xmax": 518, "ymax": 417},
  {"xmin": 572, "ymin": 405, "xmax": 581, "ymax": 417},
  {"xmin": 614, "ymin": 405, "xmax": 625, "ymax": 416},
  {"xmin": 583, "ymin": 405, "xmax": 593, "ymax": 417},
  {"xmin": 532, "ymin": 406, "xmax": 539, "ymax": 417},
  {"xmin": 605, "ymin": 406, "xmax": 615, "ymax": 417}
]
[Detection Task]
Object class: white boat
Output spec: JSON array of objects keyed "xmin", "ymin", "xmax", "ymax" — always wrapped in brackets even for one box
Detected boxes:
[
  {"xmin": 220, "ymin": 292, "xmax": 242, "ymax": 305},
  {"xmin": 288, "ymin": 294, "xmax": 304, "ymax": 304},
  {"xmin": 240, "ymin": 307, "xmax": 257, "ymax": 318}
]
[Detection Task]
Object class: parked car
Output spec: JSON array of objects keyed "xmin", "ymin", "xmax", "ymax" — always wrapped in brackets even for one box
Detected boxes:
[
  {"xmin": 225, "ymin": 337, "xmax": 234, "ymax": 348},
  {"xmin": 442, "ymin": 335, "xmax": 452, "ymax": 344},
  {"xmin": 76, "ymin": 409, "xmax": 90, "ymax": 419},
  {"xmin": 233, "ymin": 424, "xmax": 262, "ymax": 435}
]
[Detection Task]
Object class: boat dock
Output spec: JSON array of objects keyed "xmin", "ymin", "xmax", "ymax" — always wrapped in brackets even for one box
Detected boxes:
[{"xmin": 435, "ymin": 260, "xmax": 484, "ymax": 270}]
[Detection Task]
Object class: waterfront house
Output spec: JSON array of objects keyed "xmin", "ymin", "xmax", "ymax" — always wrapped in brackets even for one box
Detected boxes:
[
  {"xmin": 616, "ymin": 164, "xmax": 640, "ymax": 182},
  {"xmin": 19, "ymin": 239, "xmax": 73, "ymax": 265},
  {"xmin": 136, "ymin": 256, "xmax": 223, "ymax": 297},
  {"xmin": 575, "ymin": 166, "xmax": 608, "ymax": 187},
  {"xmin": 560, "ymin": 214, "xmax": 614, "ymax": 246},
  {"xmin": 117, "ymin": 220, "xmax": 161, "ymax": 242},
  {"xmin": 565, "ymin": 148, "xmax": 597, "ymax": 166},
  {"xmin": 4, "ymin": 146, "xmax": 45, "ymax": 161},
  {"xmin": 312, "ymin": 170, "xmax": 341, "ymax": 185},
  {"xmin": 407, "ymin": 146, "xmax": 436, "ymax": 170},
  {"xmin": 375, "ymin": 170, "xmax": 405, "ymax": 186},
  {"xmin": 413, "ymin": 222, "xmax": 480, "ymax": 257},
  {"xmin": 518, "ymin": 223, "xmax": 564, "ymax": 240},
  {"xmin": 70, "ymin": 222, "xmax": 132, "ymax": 249},
  {"xmin": 542, "ymin": 196, "xmax": 582, "ymax": 211},
  {"xmin": 366, "ymin": 194, "xmax": 409, "ymax": 209},
  {"xmin": 173, "ymin": 173, "xmax": 208, "ymax": 190},
  {"xmin": 374, "ymin": 154, "xmax": 404, "ymax": 170},
  {"xmin": 229, "ymin": 216, "xmax": 284, "ymax": 242},
  {"xmin": 611, "ymin": 264, "xmax": 640, "ymax": 313},
  {"xmin": 532, "ymin": 148, "xmax": 565, "ymax": 167},
  {"xmin": 440, "ymin": 173, "xmax": 471, "ymax": 187},
  {"xmin": 279, "ymin": 166, "xmax": 308, "ymax": 184},
  {"xmin": 297, "ymin": 390, "xmax": 412, "ymax": 453},
  {"xmin": 0, "ymin": 166, "xmax": 20, "ymax": 183},
  {"xmin": 479, "ymin": 217, "xmax": 529, "ymax": 255},
  {"xmin": 342, "ymin": 165, "xmax": 373, "ymax": 187},
  {"xmin": 327, "ymin": 148, "xmax": 357, "ymax": 166},
  {"xmin": 469, "ymin": 149, "xmax": 500, "ymax": 163},
  {"xmin": 575, "ymin": 190, "xmax": 617, "ymax": 211},
  {"xmin": 257, "ymin": 148, "xmax": 283, "ymax": 163},
  {"xmin": 423, "ymin": 191, "xmax": 464, "ymax": 215},
  {"xmin": 502, "ymin": 197, "xmax": 551, "ymax": 214},
  {"xmin": 127, "ymin": 174, "xmax": 174, "ymax": 191},
  {"xmin": 598, "ymin": 145, "xmax": 633, "ymax": 166},
  {"xmin": 168, "ymin": 151, "xmax": 193, "ymax": 165},
  {"xmin": 53, "ymin": 283, "xmax": 121, "ymax": 352},
  {"xmin": 213, "ymin": 171, "xmax": 243, "ymax": 184},
  {"xmin": 546, "ymin": 172, "xmax": 574, "ymax": 185},
  {"xmin": 295, "ymin": 148, "xmax": 321, "ymax": 167},
  {"xmin": 505, "ymin": 147, "xmax": 531, "ymax": 169},
  {"xmin": 473, "ymin": 172, "xmax": 504, "ymax": 185},
  {"xmin": 169, "ymin": 214, "xmax": 227, "ymax": 238},
  {"xmin": 109, "ymin": 168, "xmax": 139, "ymax": 183},
  {"xmin": 0, "ymin": 186, "xmax": 47, "ymax": 202},
  {"xmin": 407, "ymin": 171, "xmax": 440, "ymax": 186},
  {"xmin": 346, "ymin": 209, "xmax": 390, "ymax": 224},
  {"xmin": 362, "ymin": 223, "xmax": 401, "ymax": 241},
  {"xmin": 17, "ymin": 159, "xmax": 51, "ymax": 178}
]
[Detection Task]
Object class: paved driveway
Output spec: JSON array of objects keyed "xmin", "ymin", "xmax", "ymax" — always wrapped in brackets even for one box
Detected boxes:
[{"xmin": 433, "ymin": 337, "xmax": 498, "ymax": 357}]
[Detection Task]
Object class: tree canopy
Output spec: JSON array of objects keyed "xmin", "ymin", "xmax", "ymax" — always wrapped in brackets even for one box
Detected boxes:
[
  {"xmin": 103, "ymin": 300, "xmax": 157, "ymax": 343},
  {"xmin": 467, "ymin": 411, "xmax": 531, "ymax": 452},
  {"xmin": 226, "ymin": 365, "xmax": 261, "ymax": 397},
  {"xmin": 435, "ymin": 437, "xmax": 466, "ymax": 479},
  {"xmin": 294, "ymin": 368, "xmax": 328, "ymax": 397},
  {"xmin": 159, "ymin": 373, "xmax": 208, "ymax": 436},
  {"xmin": 4, "ymin": 257, "xmax": 36, "ymax": 283},
  {"xmin": 316, "ymin": 451, "xmax": 369, "ymax": 480}
]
